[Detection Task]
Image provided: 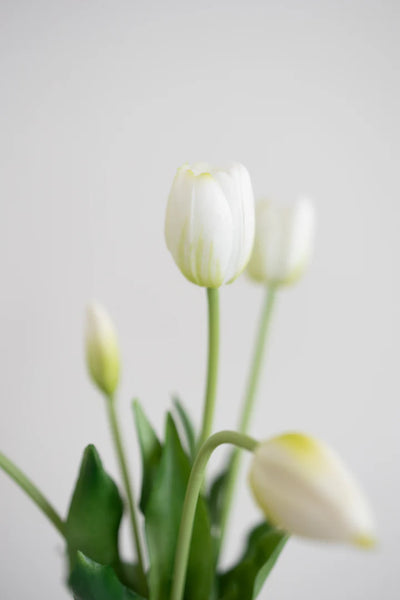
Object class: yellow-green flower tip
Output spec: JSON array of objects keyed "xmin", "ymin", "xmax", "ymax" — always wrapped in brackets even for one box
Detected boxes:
[{"xmin": 353, "ymin": 533, "xmax": 377, "ymax": 549}]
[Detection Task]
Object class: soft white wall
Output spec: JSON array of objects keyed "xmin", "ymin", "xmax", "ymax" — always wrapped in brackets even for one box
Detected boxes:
[{"xmin": 0, "ymin": 0, "xmax": 398, "ymax": 598}]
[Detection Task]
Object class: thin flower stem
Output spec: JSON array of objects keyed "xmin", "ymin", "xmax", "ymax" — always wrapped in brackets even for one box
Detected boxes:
[
  {"xmin": 170, "ymin": 430, "xmax": 257, "ymax": 600},
  {"xmin": 198, "ymin": 288, "xmax": 220, "ymax": 450},
  {"xmin": 0, "ymin": 451, "xmax": 66, "ymax": 538},
  {"xmin": 218, "ymin": 285, "xmax": 277, "ymax": 555},
  {"xmin": 106, "ymin": 396, "xmax": 147, "ymax": 587}
]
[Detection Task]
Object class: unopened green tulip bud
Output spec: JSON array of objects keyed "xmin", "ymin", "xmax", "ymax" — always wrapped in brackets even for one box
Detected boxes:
[
  {"xmin": 249, "ymin": 433, "xmax": 375, "ymax": 547},
  {"xmin": 247, "ymin": 198, "xmax": 315, "ymax": 286},
  {"xmin": 165, "ymin": 162, "xmax": 255, "ymax": 288},
  {"xmin": 85, "ymin": 302, "xmax": 120, "ymax": 398}
]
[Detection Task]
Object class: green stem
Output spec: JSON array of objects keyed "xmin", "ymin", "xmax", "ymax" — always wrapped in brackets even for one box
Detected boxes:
[
  {"xmin": 170, "ymin": 431, "xmax": 257, "ymax": 600},
  {"xmin": 198, "ymin": 288, "xmax": 220, "ymax": 450},
  {"xmin": 106, "ymin": 397, "xmax": 147, "ymax": 587},
  {"xmin": 0, "ymin": 452, "xmax": 66, "ymax": 537},
  {"xmin": 218, "ymin": 285, "xmax": 277, "ymax": 554}
]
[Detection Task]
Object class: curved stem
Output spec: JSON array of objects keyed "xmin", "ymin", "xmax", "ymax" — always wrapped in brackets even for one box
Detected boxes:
[
  {"xmin": 0, "ymin": 452, "xmax": 66, "ymax": 537},
  {"xmin": 170, "ymin": 430, "xmax": 257, "ymax": 600},
  {"xmin": 106, "ymin": 397, "xmax": 147, "ymax": 588},
  {"xmin": 218, "ymin": 285, "xmax": 277, "ymax": 554},
  {"xmin": 198, "ymin": 288, "xmax": 220, "ymax": 450}
]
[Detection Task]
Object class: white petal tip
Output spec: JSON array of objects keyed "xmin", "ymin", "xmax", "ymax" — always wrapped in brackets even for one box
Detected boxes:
[{"xmin": 86, "ymin": 300, "xmax": 105, "ymax": 317}]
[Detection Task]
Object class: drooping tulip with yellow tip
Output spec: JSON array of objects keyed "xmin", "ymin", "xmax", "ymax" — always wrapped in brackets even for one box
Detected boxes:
[{"xmin": 249, "ymin": 432, "xmax": 375, "ymax": 547}]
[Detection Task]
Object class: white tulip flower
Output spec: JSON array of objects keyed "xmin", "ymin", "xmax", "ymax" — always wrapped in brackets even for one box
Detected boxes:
[
  {"xmin": 247, "ymin": 198, "xmax": 315, "ymax": 286},
  {"xmin": 85, "ymin": 302, "xmax": 120, "ymax": 397},
  {"xmin": 165, "ymin": 162, "xmax": 255, "ymax": 288},
  {"xmin": 249, "ymin": 433, "xmax": 375, "ymax": 547}
]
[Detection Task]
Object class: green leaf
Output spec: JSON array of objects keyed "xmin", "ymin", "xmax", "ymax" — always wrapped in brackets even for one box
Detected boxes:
[
  {"xmin": 145, "ymin": 414, "xmax": 214, "ymax": 600},
  {"xmin": 115, "ymin": 562, "xmax": 149, "ymax": 598},
  {"xmin": 132, "ymin": 400, "xmax": 163, "ymax": 513},
  {"xmin": 207, "ymin": 467, "xmax": 228, "ymax": 561},
  {"xmin": 208, "ymin": 468, "xmax": 228, "ymax": 532},
  {"xmin": 66, "ymin": 445, "xmax": 123, "ymax": 570},
  {"xmin": 172, "ymin": 396, "xmax": 196, "ymax": 461},
  {"xmin": 69, "ymin": 552, "xmax": 144, "ymax": 600},
  {"xmin": 218, "ymin": 522, "xmax": 288, "ymax": 600}
]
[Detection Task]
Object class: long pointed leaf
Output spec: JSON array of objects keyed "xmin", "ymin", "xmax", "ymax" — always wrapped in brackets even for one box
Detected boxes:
[
  {"xmin": 66, "ymin": 445, "xmax": 123, "ymax": 570},
  {"xmin": 70, "ymin": 552, "xmax": 144, "ymax": 600},
  {"xmin": 132, "ymin": 400, "xmax": 163, "ymax": 512},
  {"xmin": 172, "ymin": 396, "xmax": 196, "ymax": 461},
  {"xmin": 218, "ymin": 522, "xmax": 288, "ymax": 600},
  {"xmin": 145, "ymin": 414, "xmax": 213, "ymax": 600}
]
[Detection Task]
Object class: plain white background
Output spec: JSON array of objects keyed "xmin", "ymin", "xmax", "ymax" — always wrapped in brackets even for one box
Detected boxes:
[{"xmin": 0, "ymin": 1, "xmax": 399, "ymax": 598}]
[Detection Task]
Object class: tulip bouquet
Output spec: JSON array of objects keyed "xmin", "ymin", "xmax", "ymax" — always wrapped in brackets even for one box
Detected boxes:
[{"xmin": 0, "ymin": 162, "xmax": 375, "ymax": 600}]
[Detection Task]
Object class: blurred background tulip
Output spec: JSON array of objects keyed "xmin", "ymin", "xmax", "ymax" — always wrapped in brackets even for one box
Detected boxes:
[{"xmin": 247, "ymin": 198, "xmax": 315, "ymax": 286}]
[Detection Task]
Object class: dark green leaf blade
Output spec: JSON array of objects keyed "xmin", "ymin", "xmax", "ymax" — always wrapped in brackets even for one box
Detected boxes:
[
  {"xmin": 66, "ymin": 445, "xmax": 123, "ymax": 570},
  {"xmin": 218, "ymin": 522, "xmax": 288, "ymax": 600},
  {"xmin": 132, "ymin": 400, "xmax": 163, "ymax": 513},
  {"xmin": 207, "ymin": 467, "xmax": 229, "ymax": 559},
  {"xmin": 145, "ymin": 414, "xmax": 213, "ymax": 600},
  {"xmin": 172, "ymin": 396, "xmax": 196, "ymax": 461},
  {"xmin": 69, "ymin": 552, "xmax": 144, "ymax": 600},
  {"xmin": 208, "ymin": 468, "xmax": 229, "ymax": 532},
  {"xmin": 115, "ymin": 562, "xmax": 149, "ymax": 598}
]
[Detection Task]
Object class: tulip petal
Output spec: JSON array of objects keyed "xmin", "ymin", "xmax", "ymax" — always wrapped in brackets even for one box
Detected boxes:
[
  {"xmin": 212, "ymin": 163, "xmax": 255, "ymax": 282},
  {"xmin": 282, "ymin": 198, "xmax": 315, "ymax": 283},
  {"xmin": 165, "ymin": 166, "xmax": 234, "ymax": 287}
]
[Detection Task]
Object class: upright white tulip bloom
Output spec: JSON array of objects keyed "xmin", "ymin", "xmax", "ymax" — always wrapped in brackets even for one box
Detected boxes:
[
  {"xmin": 165, "ymin": 162, "xmax": 255, "ymax": 287},
  {"xmin": 85, "ymin": 302, "xmax": 120, "ymax": 397},
  {"xmin": 247, "ymin": 198, "xmax": 315, "ymax": 286},
  {"xmin": 249, "ymin": 433, "xmax": 375, "ymax": 547}
]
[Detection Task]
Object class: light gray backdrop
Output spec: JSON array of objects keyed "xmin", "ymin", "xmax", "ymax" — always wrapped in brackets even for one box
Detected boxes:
[{"xmin": 0, "ymin": 1, "xmax": 399, "ymax": 598}]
